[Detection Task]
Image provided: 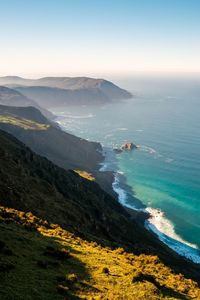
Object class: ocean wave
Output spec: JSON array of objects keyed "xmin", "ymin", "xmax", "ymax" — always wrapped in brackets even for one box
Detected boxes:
[
  {"xmin": 65, "ymin": 113, "xmax": 95, "ymax": 119},
  {"xmin": 145, "ymin": 207, "xmax": 200, "ymax": 263},
  {"xmin": 116, "ymin": 127, "xmax": 128, "ymax": 131},
  {"xmin": 117, "ymin": 171, "xmax": 124, "ymax": 175},
  {"xmin": 165, "ymin": 158, "xmax": 174, "ymax": 163},
  {"xmin": 137, "ymin": 145, "xmax": 157, "ymax": 154},
  {"xmin": 104, "ymin": 134, "xmax": 114, "ymax": 139},
  {"xmin": 112, "ymin": 175, "xmax": 128, "ymax": 206},
  {"xmin": 112, "ymin": 173, "xmax": 200, "ymax": 263},
  {"xmin": 99, "ymin": 162, "xmax": 109, "ymax": 172}
]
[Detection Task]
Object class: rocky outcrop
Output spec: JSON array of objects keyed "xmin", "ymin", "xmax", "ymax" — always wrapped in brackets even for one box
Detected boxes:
[
  {"xmin": 113, "ymin": 148, "xmax": 123, "ymax": 154},
  {"xmin": 121, "ymin": 142, "xmax": 137, "ymax": 150},
  {"xmin": 113, "ymin": 142, "xmax": 137, "ymax": 154}
]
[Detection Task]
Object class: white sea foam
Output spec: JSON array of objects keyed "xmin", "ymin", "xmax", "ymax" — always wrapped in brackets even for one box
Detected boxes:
[
  {"xmin": 104, "ymin": 134, "xmax": 114, "ymax": 139},
  {"xmin": 165, "ymin": 158, "xmax": 174, "ymax": 163},
  {"xmin": 145, "ymin": 207, "xmax": 200, "ymax": 263},
  {"xmin": 112, "ymin": 173, "xmax": 139, "ymax": 210},
  {"xmin": 65, "ymin": 113, "xmax": 95, "ymax": 119},
  {"xmin": 117, "ymin": 171, "xmax": 124, "ymax": 175},
  {"xmin": 112, "ymin": 174, "xmax": 127, "ymax": 206},
  {"xmin": 112, "ymin": 173, "xmax": 200, "ymax": 263},
  {"xmin": 138, "ymin": 145, "xmax": 157, "ymax": 154},
  {"xmin": 116, "ymin": 127, "xmax": 128, "ymax": 131},
  {"xmin": 99, "ymin": 162, "xmax": 110, "ymax": 172}
]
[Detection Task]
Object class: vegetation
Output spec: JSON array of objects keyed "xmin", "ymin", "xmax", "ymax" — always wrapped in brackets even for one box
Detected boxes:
[
  {"xmin": 0, "ymin": 205, "xmax": 200, "ymax": 300},
  {"xmin": 1, "ymin": 129, "xmax": 200, "ymax": 298},
  {"xmin": 0, "ymin": 104, "xmax": 103, "ymax": 171},
  {"xmin": 74, "ymin": 170, "xmax": 95, "ymax": 181},
  {"xmin": 0, "ymin": 115, "xmax": 50, "ymax": 130}
]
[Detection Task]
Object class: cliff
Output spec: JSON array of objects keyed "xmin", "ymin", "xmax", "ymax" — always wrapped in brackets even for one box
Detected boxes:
[
  {"xmin": 0, "ymin": 76, "xmax": 132, "ymax": 107},
  {"xmin": 0, "ymin": 104, "xmax": 103, "ymax": 172},
  {"xmin": 0, "ymin": 129, "xmax": 200, "ymax": 279}
]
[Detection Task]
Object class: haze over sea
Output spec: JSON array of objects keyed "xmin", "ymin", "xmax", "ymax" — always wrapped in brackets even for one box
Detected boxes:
[{"xmin": 52, "ymin": 75, "xmax": 200, "ymax": 263}]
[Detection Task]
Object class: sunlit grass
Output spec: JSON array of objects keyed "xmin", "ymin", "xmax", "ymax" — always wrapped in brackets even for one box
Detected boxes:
[
  {"xmin": 74, "ymin": 170, "xmax": 95, "ymax": 181},
  {"xmin": 0, "ymin": 115, "xmax": 50, "ymax": 130},
  {"xmin": 0, "ymin": 205, "xmax": 199, "ymax": 299}
]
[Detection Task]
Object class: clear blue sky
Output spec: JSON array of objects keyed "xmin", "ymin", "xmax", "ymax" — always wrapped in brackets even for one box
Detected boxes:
[{"xmin": 0, "ymin": 0, "xmax": 200, "ymax": 77}]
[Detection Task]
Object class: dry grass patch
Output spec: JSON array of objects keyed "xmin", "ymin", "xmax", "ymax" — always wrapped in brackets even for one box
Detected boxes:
[
  {"xmin": 74, "ymin": 170, "xmax": 95, "ymax": 181},
  {"xmin": 0, "ymin": 115, "xmax": 50, "ymax": 130},
  {"xmin": 0, "ymin": 205, "xmax": 200, "ymax": 299}
]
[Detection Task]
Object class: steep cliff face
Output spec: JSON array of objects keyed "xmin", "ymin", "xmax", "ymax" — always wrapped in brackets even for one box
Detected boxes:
[
  {"xmin": 1, "ymin": 128, "xmax": 200, "ymax": 285},
  {"xmin": 0, "ymin": 104, "xmax": 103, "ymax": 172},
  {"xmin": 0, "ymin": 129, "xmax": 147, "ymax": 250}
]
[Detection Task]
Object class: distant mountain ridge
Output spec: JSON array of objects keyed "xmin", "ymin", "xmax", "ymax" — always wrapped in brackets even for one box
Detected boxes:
[
  {"xmin": 0, "ymin": 76, "xmax": 132, "ymax": 107},
  {"xmin": 0, "ymin": 86, "xmax": 55, "ymax": 120}
]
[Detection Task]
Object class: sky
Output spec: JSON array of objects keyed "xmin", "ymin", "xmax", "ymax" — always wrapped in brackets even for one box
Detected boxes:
[{"xmin": 0, "ymin": 0, "xmax": 200, "ymax": 77}]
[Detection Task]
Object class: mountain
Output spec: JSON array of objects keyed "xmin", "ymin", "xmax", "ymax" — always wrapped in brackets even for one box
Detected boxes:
[
  {"xmin": 0, "ymin": 76, "xmax": 132, "ymax": 107},
  {"xmin": 0, "ymin": 104, "xmax": 103, "ymax": 172},
  {"xmin": 0, "ymin": 128, "xmax": 200, "ymax": 299},
  {"xmin": 0, "ymin": 86, "xmax": 55, "ymax": 120}
]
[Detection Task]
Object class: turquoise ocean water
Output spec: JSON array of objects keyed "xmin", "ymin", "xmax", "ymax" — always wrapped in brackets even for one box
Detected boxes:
[{"xmin": 52, "ymin": 76, "xmax": 200, "ymax": 262}]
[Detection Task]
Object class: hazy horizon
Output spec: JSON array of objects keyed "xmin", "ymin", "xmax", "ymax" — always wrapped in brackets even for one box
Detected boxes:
[{"xmin": 1, "ymin": 0, "xmax": 200, "ymax": 76}]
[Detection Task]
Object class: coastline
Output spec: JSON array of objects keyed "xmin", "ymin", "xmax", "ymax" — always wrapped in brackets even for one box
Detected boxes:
[
  {"xmin": 99, "ymin": 146, "xmax": 200, "ymax": 265},
  {"xmin": 55, "ymin": 114, "xmax": 200, "ymax": 266}
]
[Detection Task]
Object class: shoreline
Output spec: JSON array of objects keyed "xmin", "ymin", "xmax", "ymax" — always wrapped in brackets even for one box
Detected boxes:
[
  {"xmin": 99, "ymin": 147, "xmax": 200, "ymax": 265},
  {"xmin": 55, "ymin": 114, "xmax": 200, "ymax": 266}
]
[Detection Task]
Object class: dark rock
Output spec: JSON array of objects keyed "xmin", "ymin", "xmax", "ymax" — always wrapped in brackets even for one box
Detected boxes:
[{"xmin": 113, "ymin": 148, "xmax": 123, "ymax": 154}]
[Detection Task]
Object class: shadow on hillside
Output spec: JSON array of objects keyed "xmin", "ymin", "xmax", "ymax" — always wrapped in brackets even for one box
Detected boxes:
[{"xmin": 0, "ymin": 212, "xmax": 92, "ymax": 300}]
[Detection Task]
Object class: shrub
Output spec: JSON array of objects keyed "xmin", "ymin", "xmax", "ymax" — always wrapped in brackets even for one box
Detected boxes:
[
  {"xmin": 66, "ymin": 273, "xmax": 78, "ymax": 283},
  {"xmin": 102, "ymin": 267, "xmax": 109, "ymax": 274}
]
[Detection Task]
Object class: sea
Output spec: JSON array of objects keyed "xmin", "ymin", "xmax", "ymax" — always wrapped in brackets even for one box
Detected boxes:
[{"xmin": 51, "ymin": 75, "xmax": 200, "ymax": 263}]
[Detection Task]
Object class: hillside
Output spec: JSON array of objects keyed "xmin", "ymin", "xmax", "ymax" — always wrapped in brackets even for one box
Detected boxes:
[
  {"xmin": 1, "ymin": 205, "xmax": 200, "ymax": 300},
  {"xmin": 0, "ymin": 76, "xmax": 132, "ymax": 107},
  {"xmin": 0, "ymin": 104, "xmax": 103, "ymax": 172},
  {"xmin": 1, "ymin": 128, "xmax": 200, "ymax": 287},
  {"xmin": 0, "ymin": 86, "xmax": 54, "ymax": 120}
]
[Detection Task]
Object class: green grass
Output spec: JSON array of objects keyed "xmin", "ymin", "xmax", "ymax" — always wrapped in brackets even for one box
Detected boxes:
[
  {"xmin": 0, "ymin": 205, "xmax": 199, "ymax": 300},
  {"xmin": 0, "ymin": 115, "xmax": 50, "ymax": 130}
]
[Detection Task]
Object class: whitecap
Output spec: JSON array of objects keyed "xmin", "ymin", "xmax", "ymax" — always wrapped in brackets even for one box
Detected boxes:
[
  {"xmin": 145, "ymin": 207, "xmax": 200, "ymax": 263},
  {"xmin": 165, "ymin": 158, "xmax": 174, "ymax": 163},
  {"xmin": 66, "ymin": 113, "xmax": 95, "ymax": 119},
  {"xmin": 104, "ymin": 134, "xmax": 114, "ymax": 139},
  {"xmin": 112, "ymin": 175, "xmax": 128, "ymax": 206},
  {"xmin": 116, "ymin": 127, "xmax": 128, "ymax": 131},
  {"xmin": 138, "ymin": 145, "xmax": 157, "ymax": 154}
]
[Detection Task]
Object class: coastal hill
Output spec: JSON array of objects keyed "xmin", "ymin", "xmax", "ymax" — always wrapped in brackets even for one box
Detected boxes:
[
  {"xmin": 0, "ymin": 76, "xmax": 132, "ymax": 107},
  {"xmin": 0, "ymin": 129, "xmax": 200, "ymax": 299},
  {"xmin": 0, "ymin": 104, "xmax": 103, "ymax": 172},
  {"xmin": 0, "ymin": 86, "xmax": 54, "ymax": 120}
]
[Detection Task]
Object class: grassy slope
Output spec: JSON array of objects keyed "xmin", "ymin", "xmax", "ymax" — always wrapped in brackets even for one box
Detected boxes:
[
  {"xmin": 1, "ymin": 128, "xmax": 200, "ymax": 283},
  {"xmin": 0, "ymin": 205, "xmax": 199, "ymax": 300},
  {"xmin": 0, "ymin": 106, "xmax": 103, "ymax": 172},
  {"xmin": 0, "ymin": 115, "xmax": 50, "ymax": 130}
]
